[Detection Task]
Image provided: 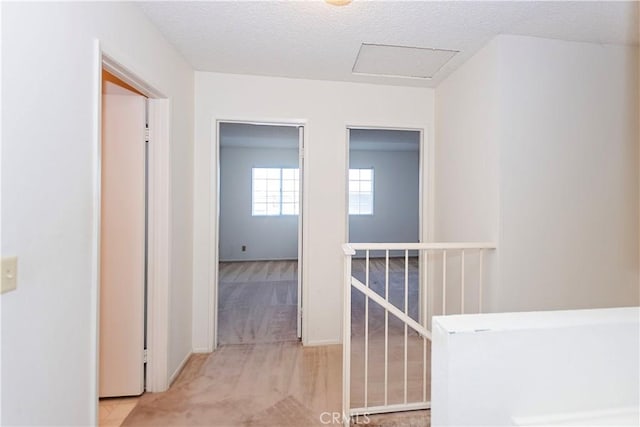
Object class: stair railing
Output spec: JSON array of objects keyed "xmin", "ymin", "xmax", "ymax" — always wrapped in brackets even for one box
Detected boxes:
[{"xmin": 342, "ymin": 242, "xmax": 496, "ymax": 426}]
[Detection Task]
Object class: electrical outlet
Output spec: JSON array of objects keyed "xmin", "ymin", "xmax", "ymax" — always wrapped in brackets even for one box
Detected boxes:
[
  {"xmin": 1, "ymin": 256, "xmax": 18, "ymax": 294},
  {"xmin": 241, "ymin": 245, "xmax": 247, "ymax": 252}
]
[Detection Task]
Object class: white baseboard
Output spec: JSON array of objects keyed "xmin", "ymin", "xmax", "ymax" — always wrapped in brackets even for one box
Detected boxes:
[
  {"xmin": 192, "ymin": 347, "xmax": 212, "ymax": 354},
  {"xmin": 304, "ymin": 338, "xmax": 341, "ymax": 347},
  {"xmin": 219, "ymin": 257, "xmax": 298, "ymax": 262},
  {"xmin": 169, "ymin": 351, "xmax": 192, "ymax": 386}
]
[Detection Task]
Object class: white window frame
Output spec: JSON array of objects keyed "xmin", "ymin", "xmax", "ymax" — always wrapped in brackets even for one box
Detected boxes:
[
  {"xmin": 348, "ymin": 168, "xmax": 374, "ymax": 216},
  {"xmin": 252, "ymin": 167, "xmax": 299, "ymax": 216}
]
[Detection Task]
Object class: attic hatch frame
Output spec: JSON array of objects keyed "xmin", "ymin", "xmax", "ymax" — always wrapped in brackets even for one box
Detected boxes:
[{"xmin": 90, "ymin": 39, "xmax": 172, "ymax": 424}]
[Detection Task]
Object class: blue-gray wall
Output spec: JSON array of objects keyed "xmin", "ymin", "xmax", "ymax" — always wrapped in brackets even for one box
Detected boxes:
[
  {"xmin": 349, "ymin": 149, "xmax": 420, "ymax": 247},
  {"xmin": 219, "ymin": 126, "xmax": 419, "ymax": 261},
  {"xmin": 219, "ymin": 146, "xmax": 299, "ymax": 261}
]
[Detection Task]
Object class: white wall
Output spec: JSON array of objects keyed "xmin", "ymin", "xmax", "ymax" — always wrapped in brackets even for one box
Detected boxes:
[
  {"xmin": 497, "ymin": 35, "xmax": 639, "ymax": 312},
  {"xmin": 193, "ymin": 72, "xmax": 435, "ymax": 348},
  {"xmin": 435, "ymin": 35, "xmax": 639, "ymax": 314},
  {"xmin": 349, "ymin": 149, "xmax": 420, "ymax": 248},
  {"xmin": 1, "ymin": 3, "xmax": 194, "ymax": 425},
  {"xmin": 433, "ymin": 38, "xmax": 501, "ymax": 316},
  {"xmin": 434, "ymin": 39, "xmax": 500, "ymax": 244},
  {"xmin": 220, "ymin": 146, "xmax": 299, "ymax": 261},
  {"xmin": 432, "ymin": 307, "xmax": 640, "ymax": 426}
]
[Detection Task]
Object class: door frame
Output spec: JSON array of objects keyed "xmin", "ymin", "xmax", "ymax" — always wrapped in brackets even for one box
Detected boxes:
[
  {"xmin": 90, "ymin": 39, "xmax": 172, "ymax": 421},
  {"xmin": 344, "ymin": 125, "xmax": 428, "ymax": 324},
  {"xmin": 211, "ymin": 118, "xmax": 308, "ymax": 349}
]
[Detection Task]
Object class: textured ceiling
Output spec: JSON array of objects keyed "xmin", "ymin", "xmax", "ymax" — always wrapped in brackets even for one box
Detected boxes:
[{"xmin": 138, "ymin": 1, "xmax": 639, "ymax": 88}]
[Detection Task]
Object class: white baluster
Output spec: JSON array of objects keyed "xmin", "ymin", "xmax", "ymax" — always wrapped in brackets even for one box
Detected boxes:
[
  {"xmin": 404, "ymin": 249, "xmax": 409, "ymax": 404},
  {"xmin": 479, "ymin": 250, "xmax": 484, "ymax": 313},
  {"xmin": 384, "ymin": 250, "xmax": 389, "ymax": 406},
  {"xmin": 364, "ymin": 250, "xmax": 369, "ymax": 409},
  {"xmin": 442, "ymin": 250, "xmax": 447, "ymax": 315},
  {"xmin": 461, "ymin": 250, "xmax": 465, "ymax": 314}
]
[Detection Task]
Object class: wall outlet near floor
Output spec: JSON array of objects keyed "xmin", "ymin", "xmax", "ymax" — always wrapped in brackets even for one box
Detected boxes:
[
  {"xmin": 241, "ymin": 245, "xmax": 247, "ymax": 252},
  {"xmin": 1, "ymin": 256, "xmax": 18, "ymax": 294}
]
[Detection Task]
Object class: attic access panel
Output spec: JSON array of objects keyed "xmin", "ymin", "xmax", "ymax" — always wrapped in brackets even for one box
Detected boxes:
[{"xmin": 353, "ymin": 43, "xmax": 458, "ymax": 79}]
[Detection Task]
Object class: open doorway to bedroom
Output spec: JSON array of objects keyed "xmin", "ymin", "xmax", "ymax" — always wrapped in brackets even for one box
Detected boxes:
[
  {"xmin": 346, "ymin": 127, "xmax": 424, "ymax": 371},
  {"xmin": 216, "ymin": 122, "xmax": 304, "ymax": 345}
]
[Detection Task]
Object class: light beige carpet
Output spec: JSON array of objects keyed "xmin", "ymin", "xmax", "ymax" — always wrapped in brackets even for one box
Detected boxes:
[{"xmin": 122, "ymin": 342, "xmax": 342, "ymax": 427}]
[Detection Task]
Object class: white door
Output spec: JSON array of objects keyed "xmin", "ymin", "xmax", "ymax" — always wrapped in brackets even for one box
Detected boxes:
[{"xmin": 99, "ymin": 91, "xmax": 146, "ymax": 397}]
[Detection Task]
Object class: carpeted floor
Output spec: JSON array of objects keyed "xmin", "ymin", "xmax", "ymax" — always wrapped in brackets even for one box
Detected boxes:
[
  {"xmin": 218, "ymin": 279, "xmax": 298, "ymax": 345},
  {"xmin": 121, "ymin": 340, "xmax": 430, "ymax": 427},
  {"xmin": 121, "ymin": 259, "xmax": 430, "ymax": 426},
  {"xmin": 121, "ymin": 342, "xmax": 342, "ymax": 426},
  {"xmin": 353, "ymin": 410, "xmax": 431, "ymax": 427},
  {"xmin": 218, "ymin": 261, "xmax": 298, "ymax": 345}
]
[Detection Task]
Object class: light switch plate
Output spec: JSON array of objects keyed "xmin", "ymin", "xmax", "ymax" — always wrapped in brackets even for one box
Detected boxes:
[{"xmin": 1, "ymin": 256, "xmax": 18, "ymax": 294}]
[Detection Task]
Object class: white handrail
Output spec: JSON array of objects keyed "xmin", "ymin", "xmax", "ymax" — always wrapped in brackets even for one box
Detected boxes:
[{"xmin": 343, "ymin": 242, "xmax": 496, "ymax": 253}]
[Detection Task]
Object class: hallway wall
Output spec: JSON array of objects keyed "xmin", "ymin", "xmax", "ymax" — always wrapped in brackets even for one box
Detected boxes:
[
  {"xmin": 193, "ymin": 72, "xmax": 435, "ymax": 348},
  {"xmin": 496, "ymin": 35, "xmax": 639, "ymax": 311},
  {"xmin": 435, "ymin": 35, "xmax": 639, "ymax": 314},
  {"xmin": 1, "ymin": 3, "xmax": 194, "ymax": 425}
]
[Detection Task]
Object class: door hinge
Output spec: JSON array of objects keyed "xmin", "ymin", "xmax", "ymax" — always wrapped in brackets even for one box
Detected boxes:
[
  {"xmin": 143, "ymin": 349, "xmax": 149, "ymax": 364},
  {"xmin": 145, "ymin": 128, "xmax": 150, "ymax": 143}
]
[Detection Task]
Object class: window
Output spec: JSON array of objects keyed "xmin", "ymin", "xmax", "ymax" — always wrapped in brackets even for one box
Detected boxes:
[
  {"xmin": 252, "ymin": 167, "xmax": 299, "ymax": 216},
  {"xmin": 349, "ymin": 168, "xmax": 374, "ymax": 215}
]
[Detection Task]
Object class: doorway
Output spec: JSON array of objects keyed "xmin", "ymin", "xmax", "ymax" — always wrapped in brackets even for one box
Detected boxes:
[
  {"xmin": 99, "ymin": 70, "xmax": 148, "ymax": 399},
  {"xmin": 92, "ymin": 45, "xmax": 172, "ymax": 425},
  {"xmin": 346, "ymin": 127, "xmax": 423, "ymax": 327},
  {"xmin": 215, "ymin": 121, "xmax": 305, "ymax": 346}
]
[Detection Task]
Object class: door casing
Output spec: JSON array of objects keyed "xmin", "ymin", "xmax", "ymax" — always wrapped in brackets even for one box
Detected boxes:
[
  {"xmin": 90, "ymin": 40, "xmax": 172, "ymax": 424},
  {"xmin": 211, "ymin": 119, "xmax": 308, "ymax": 349},
  {"xmin": 344, "ymin": 125, "xmax": 427, "ymax": 324}
]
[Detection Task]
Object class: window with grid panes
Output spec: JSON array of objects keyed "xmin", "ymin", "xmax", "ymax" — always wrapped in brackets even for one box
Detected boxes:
[
  {"xmin": 349, "ymin": 168, "xmax": 374, "ymax": 215},
  {"xmin": 252, "ymin": 167, "xmax": 299, "ymax": 216}
]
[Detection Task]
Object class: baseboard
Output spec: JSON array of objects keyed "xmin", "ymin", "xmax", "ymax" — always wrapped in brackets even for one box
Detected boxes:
[
  {"xmin": 192, "ymin": 347, "xmax": 212, "ymax": 354},
  {"xmin": 219, "ymin": 257, "xmax": 298, "ymax": 262},
  {"xmin": 169, "ymin": 351, "xmax": 192, "ymax": 386},
  {"xmin": 304, "ymin": 338, "xmax": 341, "ymax": 347}
]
